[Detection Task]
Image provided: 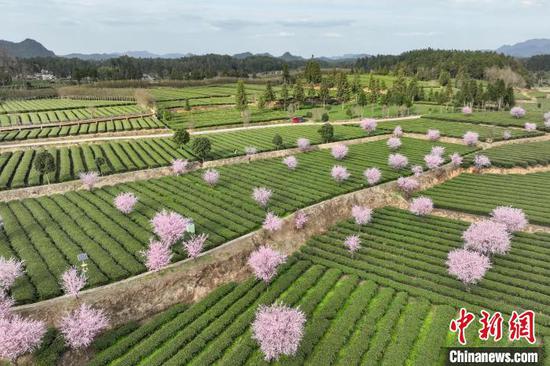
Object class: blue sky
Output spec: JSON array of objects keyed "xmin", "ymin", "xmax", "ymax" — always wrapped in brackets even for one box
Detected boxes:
[{"xmin": 1, "ymin": 0, "xmax": 549, "ymax": 56}]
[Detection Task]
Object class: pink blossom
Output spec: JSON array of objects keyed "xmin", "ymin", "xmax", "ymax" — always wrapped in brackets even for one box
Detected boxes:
[
  {"xmin": 0, "ymin": 257, "xmax": 24, "ymax": 290},
  {"xmin": 463, "ymin": 131, "xmax": 479, "ymax": 146},
  {"xmin": 248, "ymin": 246, "xmax": 287, "ymax": 283},
  {"xmin": 171, "ymin": 159, "xmax": 189, "ymax": 175},
  {"xmin": 510, "ymin": 106, "xmax": 526, "ymax": 118},
  {"xmin": 59, "ymin": 303, "xmax": 109, "ymax": 349},
  {"xmin": 360, "ymin": 118, "xmax": 377, "ymax": 133},
  {"xmin": 393, "ymin": 125, "xmax": 403, "ymax": 137},
  {"xmin": 252, "ymin": 303, "xmax": 306, "ymax": 361},
  {"xmin": 142, "ymin": 239, "xmax": 172, "ymax": 271},
  {"xmin": 283, "ymin": 156, "xmax": 298, "ymax": 170},
  {"xmin": 447, "ymin": 249, "xmax": 490, "ymax": 285},
  {"xmin": 294, "ymin": 211, "xmax": 309, "ymax": 230},
  {"xmin": 245, "ymin": 146, "xmax": 258, "ymax": 155},
  {"xmin": 424, "ymin": 153, "xmax": 444, "ymax": 170},
  {"xmin": 183, "ymin": 233, "xmax": 208, "ymax": 259},
  {"xmin": 431, "ymin": 146, "xmax": 445, "ymax": 156},
  {"xmin": 151, "ymin": 210, "xmax": 191, "ymax": 245},
  {"xmin": 544, "ymin": 120, "xmax": 550, "ymax": 129},
  {"xmin": 0, "ymin": 292, "xmax": 14, "ymax": 318},
  {"xmin": 524, "ymin": 122, "xmax": 537, "ymax": 132},
  {"xmin": 544, "ymin": 112, "xmax": 550, "ymax": 121},
  {"xmin": 450, "ymin": 153, "xmax": 463, "ymax": 167},
  {"xmin": 297, "ymin": 138, "xmax": 311, "ymax": 151},
  {"xmin": 490, "ymin": 206, "xmax": 528, "ymax": 232},
  {"xmin": 386, "ymin": 137, "xmax": 402, "ymax": 150},
  {"xmin": 79, "ymin": 171, "xmax": 99, "ymax": 190},
  {"xmin": 60, "ymin": 266, "xmax": 86, "ymax": 296},
  {"xmin": 252, "ymin": 187, "xmax": 273, "ymax": 208},
  {"xmin": 426, "ymin": 129, "xmax": 440, "ymax": 141},
  {"xmin": 409, "ymin": 196, "xmax": 434, "ymax": 216},
  {"xmin": 474, "ymin": 154, "xmax": 491, "ymax": 169},
  {"xmin": 397, "ymin": 177, "xmax": 419, "ymax": 193},
  {"xmin": 0, "ymin": 314, "xmax": 46, "ymax": 361},
  {"xmin": 351, "ymin": 205, "xmax": 373, "ymax": 225},
  {"xmin": 203, "ymin": 169, "xmax": 220, "ymax": 186},
  {"xmin": 411, "ymin": 165, "xmax": 423, "ymax": 177},
  {"xmin": 503, "ymin": 130, "xmax": 512, "ymax": 140},
  {"xmin": 263, "ymin": 212, "xmax": 283, "ymax": 232},
  {"xmin": 462, "ymin": 106, "xmax": 473, "ymax": 115},
  {"xmin": 113, "ymin": 192, "xmax": 138, "ymax": 214},
  {"xmin": 463, "ymin": 220, "xmax": 511, "ymax": 255},
  {"xmin": 344, "ymin": 235, "xmax": 361, "ymax": 253},
  {"xmin": 331, "ymin": 165, "xmax": 350, "ymax": 182},
  {"xmin": 388, "ymin": 153, "xmax": 408, "ymax": 170},
  {"xmin": 331, "ymin": 144, "xmax": 349, "ymax": 160},
  {"xmin": 363, "ymin": 167, "xmax": 382, "ymax": 185}
]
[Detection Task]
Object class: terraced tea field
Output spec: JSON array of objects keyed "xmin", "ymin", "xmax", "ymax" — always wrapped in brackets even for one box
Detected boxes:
[
  {"xmin": 0, "ymin": 98, "xmax": 132, "ymax": 114},
  {"xmin": 86, "ymin": 208, "xmax": 549, "ymax": 365},
  {"xmin": 467, "ymin": 139, "xmax": 550, "ymax": 167},
  {"xmin": 427, "ymin": 111, "xmax": 547, "ymax": 129},
  {"xmin": 0, "ymin": 138, "xmax": 475, "ymax": 303},
  {"xmin": 421, "ymin": 172, "xmax": 550, "ymax": 226}
]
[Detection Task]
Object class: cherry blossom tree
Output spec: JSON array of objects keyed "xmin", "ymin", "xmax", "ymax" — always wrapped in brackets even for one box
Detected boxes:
[
  {"xmin": 245, "ymin": 146, "xmax": 258, "ymax": 156},
  {"xmin": 142, "ymin": 239, "xmax": 172, "ymax": 271},
  {"xmin": 59, "ymin": 303, "xmax": 109, "ymax": 349},
  {"xmin": 463, "ymin": 220, "xmax": 511, "ymax": 255},
  {"xmin": 252, "ymin": 303, "xmax": 306, "ymax": 361},
  {"xmin": 544, "ymin": 112, "xmax": 550, "ymax": 121},
  {"xmin": 386, "ymin": 137, "xmax": 402, "ymax": 150},
  {"xmin": 397, "ymin": 177, "xmax": 420, "ymax": 194},
  {"xmin": 60, "ymin": 266, "xmax": 86, "ymax": 296},
  {"xmin": 183, "ymin": 233, "xmax": 208, "ymax": 259},
  {"xmin": 171, "ymin": 159, "xmax": 189, "ymax": 175},
  {"xmin": 360, "ymin": 118, "xmax": 377, "ymax": 133},
  {"xmin": 524, "ymin": 122, "xmax": 537, "ymax": 132},
  {"xmin": 544, "ymin": 120, "xmax": 550, "ymax": 129},
  {"xmin": 297, "ymin": 138, "xmax": 311, "ymax": 152},
  {"xmin": 411, "ymin": 165, "xmax": 423, "ymax": 177},
  {"xmin": 447, "ymin": 249, "xmax": 490, "ymax": 286},
  {"xmin": 248, "ymin": 246, "xmax": 287, "ymax": 283},
  {"xmin": 203, "ymin": 169, "xmax": 220, "ymax": 186},
  {"xmin": 462, "ymin": 106, "xmax": 473, "ymax": 115},
  {"xmin": 252, "ymin": 187, "xmax": 273, "ymax": 208},
  {"xmin": 113, "ymin": 192, "xmax": 138, "ymax": 214},
  {"xmin": 363, "ymin": 167, "xmax": 382, "ymax": 185},
  {"xmin": 510, "ymin": 106, "xmax": 526, "ymax": 118},
  {"xmin": 79, "ymin": 171, "xmax": 99, "ymax": 190},
  {"xmin": 151, "ymin": 210, "xmax": 191, "ymax": 245},
  {"xmin": 474, "ymin": 154, "xmax": 491, "ymax": 170},
  {"xmin": 490, "ymin": 206, "xmax": 528, "ymax": 232},
  {"xmin": 388, "ymin": 153, "xmax": 408, "ymax": 170},
  {"xmin": 331, "ymin": 144, "xmax": 349, "ymax": 160},
  {"xmin": 344, "ymin": 234, "xmax": 361, "ymax": 254},
  {"xmin": 0, "ymin": 257, "xmax": 24, "ymax": 291},
  {"xmin": 424, "ymin": 154, "xmax": 444, "ymax": 170},
  {"xmin": 263, "ymin": 212, "xmax": 283, "ymax": 232},
  {"xmin": 351, "ymin": 205, "xmax": 373, "ymax": 225},
  {"xmin": 283, "ymin": 156, "xmax": 298, "ymax": 170},
  {"xmin": 463, "ymin": 131, "xmax": 479, "ymax": 146},
  {"xmin": 0, "ymin": 292, "xmax": 14, "ymax": 318},
  {"xmin": 393, "ymin": 125, "xmax": 403, "ymax": 137},
  {"xmin": 0, "ymin": 314, "xmax": 46, "ymax": 361},
  {"xmin": 426, "ymin": 129, "xmax": 440, "ymax": 141},
  {"xmin": 331, "ymin": 165, "xmax": 350, "ymax": 182},
  {"xmin": 503, "ymin": 130, "xmax": 512, "ymax": 140},
  {"xmin": 450, "ymin": 153, "xmax": 463, "ymax": 167},
  {"xmin": 431, "ymin": 146, "xmax": 445, "ymax": 156},
  {"xmin": 294, "ymin": 211, "xmax": 309, "ymax": 230},
  {"xmin": 409, "ymin": 196, "xmax": 434, "ymax": 216}
]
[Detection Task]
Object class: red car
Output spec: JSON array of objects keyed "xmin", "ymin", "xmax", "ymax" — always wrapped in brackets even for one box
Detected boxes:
[{"xmin": 291, "ymin": 116, "xmax": 304, "ymax": 123}]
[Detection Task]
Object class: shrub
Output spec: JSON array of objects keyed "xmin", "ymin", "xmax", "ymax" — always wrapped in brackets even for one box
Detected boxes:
[
  {"xmin": 191, "ymin": 137, "xmax": 211, "ymax": 161},
  {"xmin": 272, "ymin": 134, "xmax": 284, "ymax": 149},
  {"xmin": 321, "ymin": 113, "xmax": 329, "ymax": 122},
  {"xmin": 172, "ymin": 129, "xmax": 190, "ymax": 147},
  {"xmin": 318, "ymin": 123, "xmax": 334, "ymax": 143}
]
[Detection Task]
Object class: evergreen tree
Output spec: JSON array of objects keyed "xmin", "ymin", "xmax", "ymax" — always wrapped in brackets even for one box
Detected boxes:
[
  {"xmin": 173, "ymin": 129, "xmax": 190, "ymax": 148},
  {"xmin": 280, "ymin": 83, "xmax": 289, "ymax": 108},
  {"xmin": 263, "ymin": 81, "xmax": 276, "ymax": 102},
  {"xmin": 191, "ymin": 137, "xmax": 212, "ymax": 162},
  {"xmin": 272, "ymin": 134, "xmax": 284, "ymax": 149},
  {"xmin": 293, "ymin": 79, "xmax": 305, "ymax": 105},
  {"xmin": 34, "ymin": 151, "xmax": 56, "ymax": 184},
  {"xmin": 318, "ymin": 123, "xmax": 334, "ymax": 143},
  {"xmin": 319, "ymin": 80, "xmax": 330, "ymax": 106},
  {"xmin": 304, "ymin": 59, "xmax": 322, "ymax": 83},
  {"xmin": 235, "ymin": 80, "xmax": 248, "ymax": 111},
  {"xmin": 282, "ymin": 64, "xmax": 290, "ymax": 84}
]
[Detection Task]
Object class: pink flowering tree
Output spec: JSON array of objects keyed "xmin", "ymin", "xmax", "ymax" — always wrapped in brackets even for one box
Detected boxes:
[
  {"xmin": 463, "ymin": 220, "xmax": 511, "ymax": 255},
  {"xmin": 463, "ymin": 131, "xmax": 479, "ymax": 146},
  {"xmin": 360, "ymin": 118, "xmax": 377, "ymax": 134},
  {"xmin": 294, "ymin": 211, "xmax": 309, "ymax": 230},
  {"xmin": 363, "ymin": 167, "xmax": 382, "ymax": 186},
  {"xmin": 393, "ymin": 125, "xmax": 403, "ymax": 137},
  {"xmin": 60, "ymin": 266, "xmax": 86, "ymax": 296},
  {"xmin": 544, "ymin": 111, "xmax": 550, "ymax": 122},
  {"xmin": 431, "ymin": 146, "xmax": 445, "ymax": 156},
  {"xmin": 171, "ymin": 159, "xmax": 189, "ymax": 175},
  {"xmin": 388, "ymin": 153, "xmax": 408, "ymax": 170},
  {"xmin": 151, "ymin": 210, "xmax": 191, "ymax": 245},
  {"xmin": 252, "ymin": 187, "xmax": 273, "ymax": 208},
  {"xmin": 409, "ymin": 196, "xmax": 434, "ymax": 216},
  {"xmin": 446, "ymin": 249, "xmax": 490, "ymax": 287},
  {"xmin": 424, "ymin": 153, "xmax": 444, "ymax": 170},
  {"xmin": 263, "ymin": 212, "xmax": 283, "ymax": 232},
  {"xmin": 0, "ymin": 314, "xmax": 46, "ymax": 362},
  {"xmin": 524, "ymin": 122, "xmax": 537, "ymax": 132},
  {"xmin": 113, "ymin": 192, "xmax": 138, "ymax": 214},
  {"xmin": 245, "ymin": 146, "xmax": 258, "ymax": 156},
  {"xmin": 331, "ymin": 165, "xmax": 350, "ymax": 183},
  {"xmin": 183, "ymin": 233, "xmax": 208, "ymax": 259},
  {"xmin": 0, "ymin": 292, "xmax": 14, "ymax": 318},
  {"xmin": 397, "ymin": 177, "xmax": 419, "ymax": 196},
  {"xmin": 386, "ymin": 137, "xmax": 402, "ymax": 150},
  {"xmin": 344, "ymin": 234, "xmax": 361, "ymax": 255},
  {"xmin": 411, "ymin": 165, "xmax": 423, "ymax": 177},
  {"xmin": 351, "ymin": 205, "xmax": 373, "ymax": 226},
  {"xmin": 450, "ymin": 153, "xmax": 463, "ymax": 167},
  {"xmin": 59, "ymin": 303, "xmax": 109, "ymax": 349},
  {"xmin": 79, "ymin": 171, "xmax": 99, "ymax": 190},
  {"xmin": 252, "ymin": 303, "xmax": 306, "ymax": 361},
  {"xmin": 283, "ymin": 156, "xmax": 298, "ymax": 170},
  {"xmin": 503, "ymin": 130, "xmax": 512, "ymax": 140},
  {"xmin": 331, "ymin": 144, "xmax": 349, "ymax": 160},
  {"xmin": 473, "ymin": 154, "xmax": 491, "ymax": 170},
  {"xmin": 490, "ymin": 206, "xmax": 528, "ymax": 232},
  {"xmin": 462, "ymin": 106, "xmax": 473, "ymax": 115},
  {"xmin": 248, "ymin": 246, "xmax": 287, "ymax": 283},
  {"xmin": 297, "ymin": 138, "xmax": 311, "ymax": 152},
  {"xmin": 426, "ymin": 129, "xmax": 440, "ymax": 141},
  {"xmin": 203, "ymin": 169, "xmax": 220, "ymax": 186},
  {"xmin": 0, "ymin": 257, "xmax": 24, "ymax": 292},
  {"xmin": 142, "ymin": 239, "xmax": 172, "ymax": 271},
  {"xmin": 510, "ymin": 106, "xmax": 526, "ymax": 118}
]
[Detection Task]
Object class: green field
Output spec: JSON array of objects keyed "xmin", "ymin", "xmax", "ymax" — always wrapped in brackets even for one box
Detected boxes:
[
  {"xmin": 0, "ymin": 98, "xmax": 133, "ymax": 114},
  {"xmin": 0, "ymin": 138, "xmax": 475, "ymax": 304},
  {"xmin": 420, "ymin": 172, "xmax": 550, "ymax": 226},
  {"xmin": 86, "ymin": 208, "xmax": 549, "ymax": 366},
  {"xmin": 467, "ymin": 139, "xmax": 550, "ymax": 168},
  {"xmin": 427, "ymin": 111, "xmax": 548, "ymax": 129}
]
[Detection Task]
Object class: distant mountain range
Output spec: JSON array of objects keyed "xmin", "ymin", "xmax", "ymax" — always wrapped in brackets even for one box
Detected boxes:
[
  {"xmin": 496, "ymin": 39, "xmax": 550, "ymax": 58},
  {"xmin": 63, "ymin": 51, "xmax": 194, "ymax": 60},
  {"xmin": 0, "ymin": 38, "xmax": 55, "ymax": 58}
]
